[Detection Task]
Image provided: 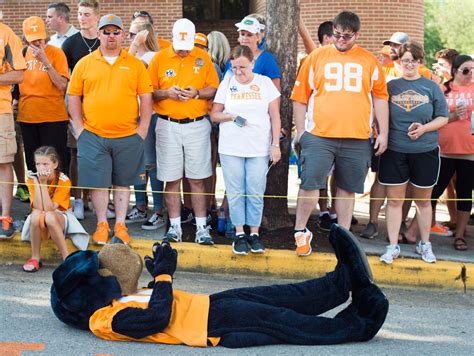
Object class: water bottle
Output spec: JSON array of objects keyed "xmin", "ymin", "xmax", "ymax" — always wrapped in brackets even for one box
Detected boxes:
[
  {"xmin": 471, "ymin": 110, "xmax": 474, "ymax": 135},
  {"xmin": 217, "ymin": 208, "xmax": 226, "ymax": 235}
]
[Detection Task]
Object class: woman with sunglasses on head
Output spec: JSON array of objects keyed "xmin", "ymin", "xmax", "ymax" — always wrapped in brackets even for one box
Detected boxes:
[{"xmin": 378, "ymin": 42, "xmax": 449, "ymax": 265}]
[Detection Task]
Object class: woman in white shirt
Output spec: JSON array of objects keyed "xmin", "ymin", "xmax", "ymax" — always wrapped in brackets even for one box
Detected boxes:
[{"xmin": 211, "ymin": 45, "xmax": 281, "ymax": 255}]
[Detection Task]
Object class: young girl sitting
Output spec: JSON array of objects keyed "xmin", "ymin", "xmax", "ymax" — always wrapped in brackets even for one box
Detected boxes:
[{"xmin": 23, "ymin": 146, "xmax": 71, "ymax": 272}]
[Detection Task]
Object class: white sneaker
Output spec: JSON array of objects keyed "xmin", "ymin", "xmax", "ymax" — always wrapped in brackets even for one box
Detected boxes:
[
  {"xmin": 165, "ymin": 224, "xmax": 182, "ymax": 242},
  {"xmin": 73, "ymin": 199, "xmax": 84, "ymax": 220},
  {"xmin": 141, "ymin": 212, "xmax": 166, "ymax": 230},
  {"xmin": 415, "ymin": 241, "xmax": 436, "ymax": 263},
  {"xmin": 125, "ymin": 205, "xmax": 147, "ymax": 224},
  {"xmin": 380, "ymin": 244, "xmax": 400, "ymax": 264},
  {"xmin": 195, "ymin": 225, "xmax": 214, "ymax": 245}
]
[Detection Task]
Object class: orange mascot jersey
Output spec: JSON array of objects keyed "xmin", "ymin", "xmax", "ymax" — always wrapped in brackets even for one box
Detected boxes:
[
  {"xmin": 89, "ymin": 288, "xmax": 220, "ymax": 347},
  {"xmin": 291, "ymin": 45, "xmax": 388, "ymax": 139},
  {"xmin": 26, "ymin": 173, "xmax": 71, "ymax": 211}
]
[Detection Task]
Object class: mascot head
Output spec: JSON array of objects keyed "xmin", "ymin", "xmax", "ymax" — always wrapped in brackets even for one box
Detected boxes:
[{"xmin": 51, "ymin": 244, "xmax": 143, "ymax": 330}]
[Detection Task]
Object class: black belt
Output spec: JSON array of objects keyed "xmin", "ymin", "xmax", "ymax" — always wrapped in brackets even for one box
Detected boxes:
[{"xmin": 159, "ymin": 115, "xmax": 205, "ymax": 124}]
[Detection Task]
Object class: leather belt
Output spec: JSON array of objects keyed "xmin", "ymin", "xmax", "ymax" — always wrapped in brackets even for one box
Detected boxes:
[{"xmin": 159, "ymin": 115, "xmax": 205, "ymax": 124}]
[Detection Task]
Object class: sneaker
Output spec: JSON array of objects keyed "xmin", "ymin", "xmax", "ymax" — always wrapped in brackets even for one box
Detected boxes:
[
  {"xmin": 12, "ymin": 219, "xmax": 25, "ymax": 232},
  {"xmin": 195, "ymin": 225, "xmax": 214, "ymax": 245},
  {"xmin": 225, "ymin": 219, "xmax": 236, "ymax": 239},
  {"xmin": 15, "ymin": 185, "xmax": 30, "ymax": 202},
  {"xmin": 112, "ymin": 222, "xmax": 131, "ymax": 244},
  {"xmin": 165, "ymin": 224, "xmax": 182, "ymax": 242},
  {"xmin": 0, "ymin": 216, "xmax": 14, "ymax": 239},
  {"xmin": 351, "ymin": 216, "xmax": 359, "ymax": 225},
  {"xmin": 294, "ymin": 228, "xmax": 313, "ymax": 257},
  {"xmin": 360, "ymin": 222, "xmax": 378, "ymax": 239},
  {"xmin": 125, "ymin": 206, "xmax": 147, "ymax": 224},
  {"xmin": 233, "ymin": 234, "xmax": 249, "ymax": 255},
  {"xmin": 380, "ymin": 244, "xmax": 400, "ymax": 264},
  {"xmin": 318, "ymin": 213, "xmax": 333, "ymax": 231},
  {"xmin": 92, "ymin": 221, "xmax": 110, "ymax": 245},
  {"xmin": 430, "ymin": 223, "xmax": 453, "ymax": 237},
  {"xmin": 141, "ymin": 212, "xmax": 166, "ymax": 230},
  {"xmin": 106, "ymin": 203, "xmax": 116, "ymax": 219},
  {"xmin": 248, "ymin": 234, "xmax": 265, "ymax": 253},
  {"xmin": 73, "ymin": 199, "xmax": 85, "ymax": 220},
  {"xmin": 415, "ymin": 241, "xmax": 436, "ymax": 263},
  {"xmin": 181, "ymin": 207, "xmax": 194, "ymax": 224}
]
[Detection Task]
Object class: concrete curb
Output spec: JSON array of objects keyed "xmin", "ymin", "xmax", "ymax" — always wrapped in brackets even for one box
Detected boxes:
[{"xmin": 1, "ymin": 233, "xmax": 471, "ymax": 290}]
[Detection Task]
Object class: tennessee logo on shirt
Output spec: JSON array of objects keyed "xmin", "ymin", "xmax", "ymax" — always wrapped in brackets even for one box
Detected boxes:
[
  {"xmin": 391, "ymin": 90, "xmax": 429, "ymax": 112},
  {"xmin": 230, "ymin": 85, "xmax": 238, "ymax": 93},
  {"xmin": 165, "ymin": 69, "xmax": 175, "ymax": 77}
]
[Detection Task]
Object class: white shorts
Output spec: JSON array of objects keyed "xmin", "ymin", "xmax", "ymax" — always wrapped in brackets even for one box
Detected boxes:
[{"xmin": 155, "ymin": 118, "xmax": 212, "ymax": 182}]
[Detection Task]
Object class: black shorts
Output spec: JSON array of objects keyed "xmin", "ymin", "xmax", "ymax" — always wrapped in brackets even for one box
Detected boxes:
[{"xmin": 378, "ymin": 147, "xmax": 440, "ymax": 188}]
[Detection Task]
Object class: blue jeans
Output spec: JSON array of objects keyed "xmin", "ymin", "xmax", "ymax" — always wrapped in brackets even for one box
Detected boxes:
[
  {"xmin": 219, "ymin": 154, "xmax": 268, "ymax": 227},
  {"xmin": 134, "ymin": 114, "xmax": 164, "ymax": 211}
]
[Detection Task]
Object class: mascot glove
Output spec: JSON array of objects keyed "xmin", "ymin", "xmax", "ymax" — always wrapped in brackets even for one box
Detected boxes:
[{"xmin": 144, "ymin": 241, "xmax": 178, "ymax": 278}]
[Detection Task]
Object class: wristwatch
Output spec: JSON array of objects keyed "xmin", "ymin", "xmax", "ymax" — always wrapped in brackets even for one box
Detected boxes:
[{"xmin": 194, "ymin": 89, "xmax": 200, "ymax": 99}]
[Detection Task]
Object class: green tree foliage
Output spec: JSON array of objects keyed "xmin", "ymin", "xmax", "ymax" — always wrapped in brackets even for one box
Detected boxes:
[{"xmin": 425, "ymin": 0, "xmax": 474, "ymax": 65}]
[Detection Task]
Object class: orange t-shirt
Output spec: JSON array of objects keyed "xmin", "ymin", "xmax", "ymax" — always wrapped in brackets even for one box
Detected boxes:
[
  {"xmin": 157, "ymin": 38, "xmax": 171, "ymax": 49},
  {"xmin": 17, "ymin": 45, "xmax": 69, "ymax": 123},
  {"xmin": 291, "ymin": 45, "xmax": 388, "ymax": 139},
  {"xmin": 27, "ymin": 172, "xmax": 71, "ymax": 212},
  {"xmin": 383, "ymin": 62, "xmax": 434, "ymax": 82},
  {"xmin": 89, "ymin": 288, "xmax": 220, "ymax": 347},
  {"xmin": 68, "ymin": 49, "xmax": 153, "ymax": 138},
  {"xmin": 0, "ymin": 22, "xmax": 27, "ymax": 113},
  {"xmin": 148, "ymin": 46, "xmax": 219, "ymax": 119}
]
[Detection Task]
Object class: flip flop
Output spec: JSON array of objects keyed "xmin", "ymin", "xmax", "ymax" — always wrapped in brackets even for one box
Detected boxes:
[
  {"xmin": 23, "ymin": 258, "xmax": 42, "ymax": 273},
  {"xmin": 453, "ymin": 237, "xmax": 468, "ymax": 251}
]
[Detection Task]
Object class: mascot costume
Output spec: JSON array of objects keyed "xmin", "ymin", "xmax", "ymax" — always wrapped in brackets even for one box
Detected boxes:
[{"xmin": 51, "ymin": 225, "xmax": 389, "ymax": 348}]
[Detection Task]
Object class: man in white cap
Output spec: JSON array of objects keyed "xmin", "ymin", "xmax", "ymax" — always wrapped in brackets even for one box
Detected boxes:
[
  {"xmin": 68, "ymin": 14, "xmax": 153, "ymax": 246},
  {"xmin": 148, "ymin": 18, "xmax": 219, "ymax": 245}
]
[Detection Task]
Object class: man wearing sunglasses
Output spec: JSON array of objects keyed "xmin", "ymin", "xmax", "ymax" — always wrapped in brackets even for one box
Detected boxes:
[
  {"xmin": 291, "ymin": 11, "xmax": 389, "ymax": 257},
  {"xmin": 68, "ymin": 14, "xmax": 153, "ymax": 246}
]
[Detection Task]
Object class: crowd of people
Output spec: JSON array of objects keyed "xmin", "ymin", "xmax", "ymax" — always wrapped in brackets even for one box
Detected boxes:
[{"xmin": 0, "ymin": 2, "xmax": 472, "ymax": 272}]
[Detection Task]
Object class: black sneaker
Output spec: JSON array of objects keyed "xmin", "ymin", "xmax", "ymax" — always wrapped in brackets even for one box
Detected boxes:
[
  {"xmin": 247, "ymin": 234, "xmax": 265, "ymax": 253},
  {"xmin": 319, "ymin": 214, "xmax": 333, "ymax": 231},
  {"xmin": 181, "ymin": 207, "xmax": 194, "ymax": 224},
  {"xmin": 351, "ymin": 215, "xmax": 359, "ymax": 225},
  {"xmin": 232, "ymin": 234, "xmax": 249, "ymax": 255}
]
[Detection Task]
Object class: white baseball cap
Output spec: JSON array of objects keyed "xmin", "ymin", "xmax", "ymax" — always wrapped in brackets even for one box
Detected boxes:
[
  {"xmin": 383, "ymin": 32, "xmax": 409, "ymax": 45},
  {"xmin": 235, "ymin": 16, "xmax": 262, "ymax": 34},
  {"xmin": 172, "ymin": 18, "xmax": 195, "ymax": 51}
]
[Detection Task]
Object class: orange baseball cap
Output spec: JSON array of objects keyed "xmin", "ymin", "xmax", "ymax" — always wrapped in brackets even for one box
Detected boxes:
[
  {"xmin": 194, "ymin": 32, "xmax": 208, "ymax": 47},
  {"xmin": 23, "ymin": 16, "xmax": 47, "ymax": 42}
]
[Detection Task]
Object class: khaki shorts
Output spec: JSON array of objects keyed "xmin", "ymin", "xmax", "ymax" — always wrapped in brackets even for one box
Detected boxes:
[{"xmin": 0, "ymin": 113, "xmax": 17, "ymax": 164}]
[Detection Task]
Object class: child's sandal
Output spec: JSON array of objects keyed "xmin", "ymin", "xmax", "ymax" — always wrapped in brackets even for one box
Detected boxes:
[{"xmin": 23, "ymin": 258, "xmax": 42, "ymax": 273}]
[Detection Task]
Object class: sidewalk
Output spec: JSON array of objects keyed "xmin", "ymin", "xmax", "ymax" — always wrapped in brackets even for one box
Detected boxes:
[{"xmin": 2, "ymin": 166, "xmax": 473, "ymax": 291}]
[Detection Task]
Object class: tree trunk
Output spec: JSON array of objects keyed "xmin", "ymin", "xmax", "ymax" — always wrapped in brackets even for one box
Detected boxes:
[{"xmin": 261, "ymin": 0, "xmax": 299, "ymax": 230}]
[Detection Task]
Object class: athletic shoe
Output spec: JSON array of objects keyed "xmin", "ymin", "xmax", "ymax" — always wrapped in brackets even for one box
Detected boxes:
[
  {"xmin": 92, "ymin": 221, "xmax": 110, "ymax": 245},
  {"xmin": 294, "ymin": 228, "xmax": 313, "ymax": 256},
  {"xmin": 195, "ymin": 225, "xmax": 214, "ymax": 245},
  {"xmin": 351, "ymin": 216, "xmax": 359, "ymax": 225},
  {"xmin": 430, "ymin": 223, "xmax": 453, "ymax": 237},
  {"xmin": 181, "ymin": 207, "xmax": 194, "ymax": 224},
  {"xmin": 0, "ymin": 216, "xmax": 14, "ymax": 239},
  {"xmin": 112, "ymin": 222, "xmax": 131, "ymax": 245},
  {"xmin": 225, "ymin": 219, "xmax": 236, "ymax": 239},
  {"xmin": 73, "ymin": 199, "xmax": 85, "ymax": 220},
  {"xmin": 248, "ymin": 234, "xmax": 265, "ymax": 253},
  {"xmin": 232, "ymin": 234, "xmax": 249, "ymax": 255},
  {"xmin": 379, "ymin": 244, "xmax": 400, "ymax": 264},
  {"xmin": 360, "ymin": 222, "xmax": 378, "ymax": 239},
  {"xmin": 12, "ymin": 219, "xmax": 25, "ymax": 232},
  {"xmin": 106, "ymin": 203, "xmax": 116, "ymax": 219},
  {"xmin": 165, "ymin": 224, "xmax": 182, "ymax": 242},
  {"xmin": 318, "ymin": 213, "xmax": 333, "ymax": 231},
  {"xmin": 141, "ymin": 212, "xmax": 166, "ymax": 230},
  {"xmin": 15, "ymin": 185, "xmax": 30, "ymax": 202},
  {"xmin": 125, "ymin": 206, "xmax": 147, "ymax": 224},
  {"xmin": 415, "ymin": 241, "xmax": 436, "ymax": 263}
]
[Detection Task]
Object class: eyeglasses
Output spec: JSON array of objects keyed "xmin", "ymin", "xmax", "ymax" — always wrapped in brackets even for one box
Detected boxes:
[
  {"xmin": 459, "ymin": 67, "xmax": 473, "ymax": 76},
  {"xmin": 400, "ymin": 59, "xmax": 419, "ymax": 65},
  {"xmin": 333, "ymin": 32, "xmax": 355, "ymax": 41},
  {"xmin": 102, "ymin": 29, "xmax": 122, "ymax": 36},
  {"xmin": 129, "ymin": 32, "xmax": 136, "ymax": 38}
]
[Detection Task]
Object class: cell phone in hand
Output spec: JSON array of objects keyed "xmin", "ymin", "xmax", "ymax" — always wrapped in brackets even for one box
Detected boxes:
[{"xmin": 234, "ymin": 115, "xmax": 247, "ymax": 127}]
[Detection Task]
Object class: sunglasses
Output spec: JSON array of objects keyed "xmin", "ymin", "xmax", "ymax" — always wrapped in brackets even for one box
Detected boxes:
[
  {"xmin": 459, "ymin": 67, "xmax": 473, "ymax": 76},
  {"xmin": 133, "ymin": 11, "xmax": 151, "ymax": 19},
  {"xmin": 333, "ymin": 32, "xmax": 355, "ymax": 41},
  {"xmin": 129, "ymin": 32, "xmax": 136, "ymax": 38},
  {"xmin": 102, "ymin": 29, "xmax": 122, "ymax": 36}
]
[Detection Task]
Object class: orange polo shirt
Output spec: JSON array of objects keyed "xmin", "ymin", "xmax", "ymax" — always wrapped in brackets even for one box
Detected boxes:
[
  {"xmin": 18, "ymin": 45, "xmax": 69, "ymax": 123},
  {"xmin": 89, "ymin": 288, "xmax": 220, "ymax": 347},
  {"xmin": 148, "ymin": 46, "xmax": 219, "ymax": 119},
  {"xmin": 0, "ymin": 22, "xmax": 27, "ymax": 113},
  {"xmin": 68, "ymin": 49, "xmax": 153, "ymax": 138}
]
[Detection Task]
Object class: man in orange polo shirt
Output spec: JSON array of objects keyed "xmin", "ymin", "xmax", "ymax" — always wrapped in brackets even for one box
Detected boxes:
[
  {"xmin": 148, "ymin": 18, "xmax": 219, "ymax": 245},
  {"xmin": 68, "ymin": 14, "xmax": 153, "ymax": 245},
  {"xmin": 0, "ymin": 18, "xmax": 26, "ymax": 238}
]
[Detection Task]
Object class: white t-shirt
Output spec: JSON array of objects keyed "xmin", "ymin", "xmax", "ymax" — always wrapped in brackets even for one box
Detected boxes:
[
  {"xmin": 139, "ymin": 51, "xmax": 157, "ymax": 66},
  {"xmin": 214, "ymin": 73, "xmax": 280, "ymax": 157}
]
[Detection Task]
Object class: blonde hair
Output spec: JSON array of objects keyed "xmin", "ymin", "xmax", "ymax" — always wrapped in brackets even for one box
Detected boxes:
[
  {"xmin": 207, "ymin": 31, "xmax": 230, "ymax": 71},
  {"xmin": 132, "ymin": 22, "xmax": 159, "ymax": 52},
  {"xmin": 78, "ymin": 0, "xmax": 100, "ymax": 13},
  {"xmin": 34, "ymin": 146, "xmax": 60, "ymax": 171}
]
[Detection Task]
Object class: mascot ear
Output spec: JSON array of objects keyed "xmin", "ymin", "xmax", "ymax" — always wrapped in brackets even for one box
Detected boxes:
[{"xmin": 51, "ymin": 250, "xmax": 122, "ymax": 330}]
